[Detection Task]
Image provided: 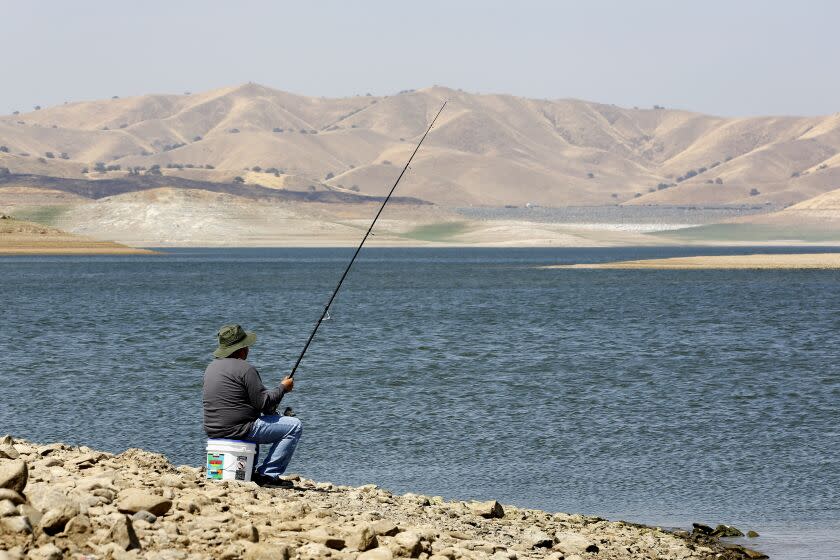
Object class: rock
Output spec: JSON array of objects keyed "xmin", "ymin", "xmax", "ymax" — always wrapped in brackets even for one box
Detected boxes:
[
  {"xmin": 346, "ymin": 523, "xmax": 378, "ymax": 551},
  {"xmin": 0, "ymin": 446, "xmax": 20, "ymax": 460},
  {"xmin": 0, "ymin": 460, "xmax": 27, "ymax": 493},
  {"xmin": 64, "ymin": 514, "xmax": 91, "ymax": 535},
  {"xmin": 132, "ymin": 509, "xmax": 157, "ymax": 523},
  {"xmin": 17, "ymin": 503, "xmax": 42, "ymax": 526},
  {"xmin": 92, "ymin": 487, "xmax": 117, "ymax": 503},
  {"xmin": 372, "ymin": 519, "xmax": 400, "ymax": 537},
  {"xmin": 0, "ymin": 515, "xmax": 32, "ymax": 534},
  {"xmin": 107, "ymin": 515, "xmax": 142, "ymax": 551},
  {"xmin": 523, "ymin": 527, "xmax": 554, "ymax": 549},
  {"xmin": 359, "ymin": 548, "xmax": 394, "ymax": 560},
  {"xmin": 691, "ymin": 523, "xmax": 713, "ymax": 535},
  {"xmin": 39, "ymin": 499, "xmax": 80, "ymax": 534},
  {"xmin": 723, "ymin": 543, "xmax": 768, "ymax": 559},
  {"xmin": 0, "ymin": 489, "xmax": 24, "ymax": 505},
  {"xmin": 468, "ymin": 500, "xmax": 504, "ymax": 519},
  {"xmin": 37, "ymin": 443, "xmax": 64, "ymax": 456},
  {"xmin": 160, "ymin": 474, "xmax": 186, "ymax": 489},
  {"xmin": 554, "ymin": 532, "xmax": 598, "ymax": 555},
  {"xmin": 26, "ymin": 544, "xmax": 63, "ymax": 560},
  {"xmin": 392, "ymin": 531, "xmax": 423, "ymax": 558},
  {"xmin": 0, "ymin": 499, "xmax": 17, "ymax": 517},
  {"xmin": 712, "ymin": 524, "xmax": 744, "ymax": 537},
  {"xmin": 243, "ymin": 543, "xmax": 290, "ymax": 560},
  {"xmin": 307, "ymin": 526, "xmax": 345, "ymax": 549},
  {"xmin": 175, "ymin": 498, "xmax": 200, "ymax": 514},
  {"xmin": 235, "ymin": 523, "xmax": 259, "ymax": 542},
  {"xmin": 69, "ymin": 452, "xmax": 106, "ymax": 469},
  {"xmin": 747, "ymin": 530, "xmax": 760, "ymax": 538},
  {"xmin": 76, "ymin": 475, "xmax": 115, "ymax": 492},
  {"xmin": 298, "ymin": 542, "xmax": 332, "ymax": 559},
  {"xmin": 117, "ymin": 488, "xmax": 172, "ymax": 516}
]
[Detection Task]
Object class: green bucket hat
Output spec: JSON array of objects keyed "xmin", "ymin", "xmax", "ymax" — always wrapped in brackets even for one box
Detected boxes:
[{"xmin": 213, "ymin": 324, "xmax": 257, "ymax": 358}]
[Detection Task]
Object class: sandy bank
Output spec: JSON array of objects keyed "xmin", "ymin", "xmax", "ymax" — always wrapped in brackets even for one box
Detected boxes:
[
  {"xmin": 0, "ymin": 218, "xmax": 155, "ymax": 255},
  {"xmin": 0, "ymin": 437, "xmax": 766, "ymax": 560},
  {"xmin": 548, "ymin": 253, "xmax": 840, "ymax": 270}
]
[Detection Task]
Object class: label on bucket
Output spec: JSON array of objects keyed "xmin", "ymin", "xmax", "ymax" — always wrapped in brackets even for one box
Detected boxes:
[
  {"xmin": 207, "ymin": 453, "xmax": 224, "ymax": 480},
  {"xmin": 235, "ymin": 455, "xmax": 248, "ymax": 480}
]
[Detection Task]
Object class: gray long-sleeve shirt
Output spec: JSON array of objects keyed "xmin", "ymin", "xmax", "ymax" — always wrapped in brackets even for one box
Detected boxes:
[{"xmin": 202, "ymin": 358, "xmax": 285, "ymax": 439}]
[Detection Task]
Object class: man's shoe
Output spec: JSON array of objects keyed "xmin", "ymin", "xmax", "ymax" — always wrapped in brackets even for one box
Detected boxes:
[{"xmin": 252, "ymin": 473, "xmax": 294, "ymax": 488}]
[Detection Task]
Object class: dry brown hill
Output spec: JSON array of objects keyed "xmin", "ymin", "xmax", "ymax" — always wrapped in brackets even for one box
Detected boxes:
[{"xmin": 1, "ymin": 84, "xmax": 839, "ymax": 208}]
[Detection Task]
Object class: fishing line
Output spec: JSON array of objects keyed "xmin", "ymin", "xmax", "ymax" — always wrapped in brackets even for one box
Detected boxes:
[{"xmin": 288, "ymin": 101, "xmax": 447, "ymax": 378}]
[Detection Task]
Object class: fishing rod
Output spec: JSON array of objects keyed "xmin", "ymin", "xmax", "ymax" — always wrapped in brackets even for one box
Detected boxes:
[{"xmin": 288, "ymin": 100, "xmax": 447, "ymax": 379}]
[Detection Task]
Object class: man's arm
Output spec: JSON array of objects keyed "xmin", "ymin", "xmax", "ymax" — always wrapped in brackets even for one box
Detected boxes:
[{"xmin": 243, "ymin": 366, "xmax": 286, "ymax": 414}]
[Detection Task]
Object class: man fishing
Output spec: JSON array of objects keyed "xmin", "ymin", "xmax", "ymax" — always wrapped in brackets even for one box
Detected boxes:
[{"xmin": 203, "ymin": 324, "xmax": 302, "ymax": 487}]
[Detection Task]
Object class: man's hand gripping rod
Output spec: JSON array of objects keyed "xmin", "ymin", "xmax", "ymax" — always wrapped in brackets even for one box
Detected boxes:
[{"xmin": 288, "ymin": 101, "xmax": 447, "ymax": 379}]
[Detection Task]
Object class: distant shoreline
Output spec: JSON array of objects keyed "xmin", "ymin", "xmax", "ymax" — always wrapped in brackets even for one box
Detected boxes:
[{"xmin": 547, "ymin": 253, "xmax": 840, "ymax": 269}]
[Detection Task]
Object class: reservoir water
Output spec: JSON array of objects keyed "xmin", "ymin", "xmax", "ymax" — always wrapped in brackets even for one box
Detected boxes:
[{"xmin": 2, "ymin": 247, "xmax": 838, "ymax": 559}]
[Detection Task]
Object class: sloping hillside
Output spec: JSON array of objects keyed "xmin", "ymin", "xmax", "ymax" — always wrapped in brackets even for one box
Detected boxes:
[{"xmin": 1, "ymin": 84, "xmax": 839, "ymax": 207}]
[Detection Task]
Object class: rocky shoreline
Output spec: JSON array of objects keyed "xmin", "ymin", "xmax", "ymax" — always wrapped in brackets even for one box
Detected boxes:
[{"xmin": 0, "ymin": 437, "xmax": 766, "ymax": 560}]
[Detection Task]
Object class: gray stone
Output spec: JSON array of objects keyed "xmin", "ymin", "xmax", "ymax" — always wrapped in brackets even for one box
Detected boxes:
[
  {"xmin": 243, "ymin": 543, "xmax": 291, "ymax": 560},
  {"xmin": 346, "ymin": 523, "xmax": 378, "ymax": 551},
  {"xmin": 132, "ymin": 510, "xmax": 158, "ymax": 523},
  {"xmin": 468, "ymin": 500, "xmax": 504, "ymax": 519},
  {"xmin": 0, "ymin": 460, "xmax": 27, "ymax": 493},
  {"xmin": 107, "ymin": 515, "xmax": 142, "ymax": 551},
  {"xmin": 372, "ymin": 519, "xmax": 400, "ymax": 537},
  {"xmin": 117, "ymin": 488, "xmax": 172, "ymax": 516},
  {"xmin": 747, "ymin": 530, "xmax": 760, "ymax": 538},
  {"xmin": 0, "ymin": 515, "xmax": 32, "ymax": 534},
  {"xmin": 359, "ymin": 549, "xmax": 394, "ymax": 560},
  {"xmin": 0, "ymin": 489, "xmax": 25, "ymax": 505},
  {"xmin": 39, "ymin": 499, "xmax": 80, "ymax": 535},
  {"xmin": 553, "ymin": 532, "xmax": 598, "ymax": 555}
]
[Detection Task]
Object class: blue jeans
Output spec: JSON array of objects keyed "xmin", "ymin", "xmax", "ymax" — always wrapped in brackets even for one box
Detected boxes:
[{"xmin": 245, "ymin": 415, "xmax": 302, "ymax": 478}]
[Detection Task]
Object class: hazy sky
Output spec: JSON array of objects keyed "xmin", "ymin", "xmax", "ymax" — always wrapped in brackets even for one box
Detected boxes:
[{"xmin": 2, "ymin": 0, "xmax": 838, "ymax": 117}]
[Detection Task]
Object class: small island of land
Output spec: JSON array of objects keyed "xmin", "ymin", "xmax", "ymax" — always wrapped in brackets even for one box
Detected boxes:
[
  {"xmin": 549, "ymin": 253, "xmax": 840, "ymax": 270},
  {"xmin": 0, "ymin": 216, "xmax": 155, "ymax": 255}
]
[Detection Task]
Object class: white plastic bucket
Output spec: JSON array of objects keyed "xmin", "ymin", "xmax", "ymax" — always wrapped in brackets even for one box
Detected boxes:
[{"xmin": 206, "ymin": 439, "xmax": 256, "ymax": 482}]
